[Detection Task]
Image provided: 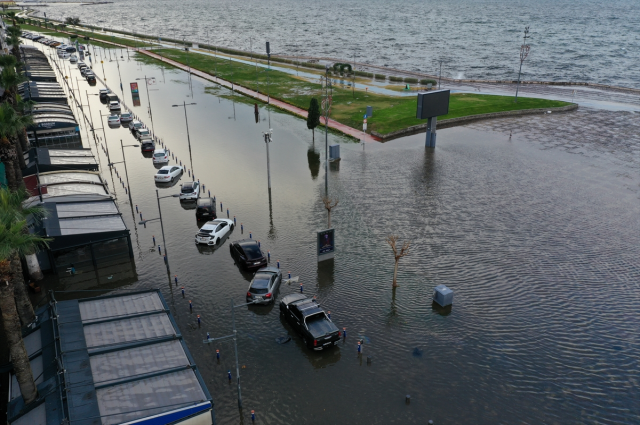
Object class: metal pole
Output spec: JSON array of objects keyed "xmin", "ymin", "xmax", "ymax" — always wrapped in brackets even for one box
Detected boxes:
[
  {"xmin": 514, "ymin": 60, "xmax": 524, "ymax": 103},
  {"xmin": 231, "ymin": 299, "xmax": 242, "ymax": 409},
  {"xmin": 324, "ymin": 67, "xmax": 329, "ymax": 194},
  {"xmin": 183, "ymin": 102, "xmax": 194, "ymax": 172},
  {"xmin": 120, "ymin": 139, "xmax": 133, "ymax": 205},
  {"xmin": 264, "ymin": 132, "xmax": 271, "ymax": 190},
  {"xmin": 144, "ymin": 75, "xmax": 154, "ymax": 133},
  {"xmin": 438, "ymin": 60, "xmax": 443, "ymax": 90},
  {"xmin": 353, "ymin": 51, "xmax": 355, "ymax": 98},
  {"xmin": 99, "ymin": 111, "xmax": 111, "ymax": 165},
  {"xmin": 85, "ymin": 90, "xmax": 96, "ymax": 137},
  {"xmin": 156, "ymin": 189, "xmax": 170, "ymax": 273}
]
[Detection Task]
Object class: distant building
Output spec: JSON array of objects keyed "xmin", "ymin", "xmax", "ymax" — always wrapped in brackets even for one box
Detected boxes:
[{"xmin": 7, "ymin": 290, "xmax": 215, "ymax": 425}]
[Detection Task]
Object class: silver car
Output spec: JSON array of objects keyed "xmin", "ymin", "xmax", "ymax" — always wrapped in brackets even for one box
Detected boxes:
[{"xmin": 246, "ymin": 267, "xmax": 282, "ymax": 305}]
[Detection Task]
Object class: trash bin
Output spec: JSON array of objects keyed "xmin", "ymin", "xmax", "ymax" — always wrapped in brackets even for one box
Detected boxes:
[{"xmin": 432, "ymin": 284, "xmax": 453, "ymax": 307}]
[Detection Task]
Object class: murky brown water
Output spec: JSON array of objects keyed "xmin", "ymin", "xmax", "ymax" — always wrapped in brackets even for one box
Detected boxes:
[{"xmin": 28, "ymin": 37, "xmax": 640, "ymax": 424}]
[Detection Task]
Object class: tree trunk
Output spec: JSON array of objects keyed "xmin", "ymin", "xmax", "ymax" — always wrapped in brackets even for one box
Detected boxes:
[
  {"xmin": 13, "ymin": 135, "xmax": 26, "ymax": 171},
  {"xmin": 327, "ymin": 209, "xmax": 331, "ymax": 228},
  {"xmin": 0, "ymin": 276, "xmax": 38, "ymax": 405},
  {"xmin": 4, "ymin": 157, "xmax": 17, "ymax": 190},
  {"xmin": 19, "ymin": 128, "xmax": 29, "ymax": 152},
  {"xmin": 25, "ymin": 254, "xmax": 43, "ymax": 281},
  {"xmin": 11, "ymin": 254, "xmax": 35, "ymax": 325},
  {"xmin": 392, "ymin": 259, "xmax": 399, "ymax": 287},
  {"xmin": 312, "ymin": 128, "xmax": 315, "ymax": 143}
]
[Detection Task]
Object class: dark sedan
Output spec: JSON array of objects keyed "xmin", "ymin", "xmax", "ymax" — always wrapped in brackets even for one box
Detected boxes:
[
  {"xmin": 279, "ymin": 294, "xmax": 340, "ymax": 351},
  {"xmin": 229, "ymin": 239, "xmax": 267, "ymax": 270}
]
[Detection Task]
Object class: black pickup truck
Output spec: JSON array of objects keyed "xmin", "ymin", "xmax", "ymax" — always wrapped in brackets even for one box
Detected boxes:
[{"xmin": 279, "ymin": 294, "xmax": 341, "ymax": 351}]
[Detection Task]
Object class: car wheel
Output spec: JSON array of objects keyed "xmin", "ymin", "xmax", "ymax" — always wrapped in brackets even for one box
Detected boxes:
[
  {"xmin": 216, "ymin": 237, "xmax": 220, "ymax": 245},
  {"xmin": 230, "ymin": 224, "xmax": 234, "ymax": 230}
]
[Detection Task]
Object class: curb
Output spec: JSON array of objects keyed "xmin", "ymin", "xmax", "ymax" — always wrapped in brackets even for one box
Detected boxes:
[{"xmin": 371, "ymin": 104, "xmax": 579, "ymax": 142}]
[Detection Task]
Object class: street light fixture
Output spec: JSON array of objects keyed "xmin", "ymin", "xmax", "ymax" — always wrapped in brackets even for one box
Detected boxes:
[
  {"xmin": 172, "ymin": 102, "xmax": 196, "ymax": 172},
  {"xmin": 139, "ymin": 190, "xmax": 181, "ymax": 274}
]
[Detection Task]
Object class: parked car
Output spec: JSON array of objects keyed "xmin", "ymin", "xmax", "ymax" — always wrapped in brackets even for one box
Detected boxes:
[
  {"xmin": 69, "ymin": 55, "xmax": 78, "ymax": 64},
  {"xmin": 229, "ymin": 239, "xmax": 268, "ymax": 270},
  {"xmin": 152, "ymin": 148, "xmax": 169, "ymax": 163},
  {"xmin": 65, "ymin": 46, "xmax": 77, "ymax": 53},
  {"xmin": 194, "ymin": 218, "xmax": 234, "ymax": 245},
  {"xmin": 179, "ymin": 181, "xmax": 200, "ymax": 200},
  {"xmin": 129, "ymin": 120, "xmax": 143, "ymax": 132},
  {"xmin": 87, "ymin": 75, "xmax": 97, "ymax": 85},
  {"xmin": 195, "ymin": 197, "xmax": 216, "ymax": 220},
  {"xmin": 107, "ymin": 115, "xmax": 120, "ymax": 126},
  {"xmin": 32, "ymin": 35, "xmax": 44, "ymax": 41},
  {"xmin": 50, "ymin": 41, "xmax": 61, "ymax": 47},
  {"xmin": 99, "ymin": 88, "xmax": 111, "ymax": 100},
  {"xmin": 78, "ymin": 61, "xmax": 86, "ymax": 69},
  {"xmin": 246, "ymin": 267, "xmax": 282, "ymax": 305},
  {"xmin": 279, "ymin": 294, "xmax": 340, "ymax": 351},
  {"xmin": 61, "ymin": 52, "xmax": 71, "ymax": 59},
  {"xmin": 109, "ymin": 101, "xmax": 121, "ymax": 112},
  {"xmin": 119, "ymin": 112, "xmax": 133, "ymax": 123},
  {"xmin": 136, "ymin": 128, "xmax": 151, "ymax": 141},
  {"xmin": 141, "ymin": 139, "xmax": 156, "ymax": 152},
  {"xmin": 154, "ymin": 165, "xmax": 182, "ymax": 182}
]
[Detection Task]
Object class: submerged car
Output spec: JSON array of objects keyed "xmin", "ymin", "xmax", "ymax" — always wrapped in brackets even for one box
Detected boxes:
[
  {"xmin": 154, "ymin": 165, "xmax": 182, "ymax": 182},
  {"xmin": 136, "ymin": 128, "xmax": 151, "ymax": 141},
  {"xmin": 141, "ymin": 139, "xmax": 156, "ymax": 152},
  {"xmin": 229, "ymin": 239, "xmax": 267, "ymax": 270},
  {"xmin": 119, "ymin": 112, "xmax": 133, "ymax": 123},
  {"xmin": 279, "ymin": 294, "xmax": 341, "ymax": 351},
  {"xmin": 109, "ymin": 101, "xmax": 121, "ymax": 111},
  {"xmin": 195, "ymin": 197, "xmax": 217, "ymax": 220},
  {"xmin": 194, "ymin": 218, "xmax": 234, "ymax": 245},
  {"xmin": 179, "ymin": 181, "xmax": 200, "ymax": 200},
  {"xmin": 152, "ymin": 148, "xmax": 169, "ymax": 163},
  {"xmin": 246, "ymin": 267, "xmax": 282, "ymax": 305},
  {"xmin": 107, "ymin": 115, "xmax": 120, "ymax": 126}
]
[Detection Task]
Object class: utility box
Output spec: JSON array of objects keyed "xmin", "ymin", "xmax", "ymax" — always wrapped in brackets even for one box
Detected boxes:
[
  {"xmin": 366, "ymin": 106, "xmax": 373, "ymax": 117},
  {"xmin": 432, "ymin": 284, "xmax": 453, "ymax": 307},
  {"xmin": 329, "ymin": 144, "xmax": 340, "ymax": 161}
]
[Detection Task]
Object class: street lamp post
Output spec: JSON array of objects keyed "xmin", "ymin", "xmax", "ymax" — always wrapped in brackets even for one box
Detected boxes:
[
  {"xmin": 99, "ymin": 110, "xmax": 111, "ymax": 165},
  {"xmin": 139, "ymin": 191, "xmax": 180, "ymax": 274},
  {"xmin": 172, "ymin": 101, "xmax": 196, "ymax": 172},
  {"xmin": 136, "ymin": 76, "xmax": 155, "ymax": 133},
  {"xmin": 263, "ymin": 129, "xmax": 272, "ymax": 190},
  {"xmin": 108, "ymin": 140, "xmax": 139, "ymax": 205}
]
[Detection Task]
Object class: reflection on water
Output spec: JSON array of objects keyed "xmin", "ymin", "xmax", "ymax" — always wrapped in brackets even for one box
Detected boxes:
[
  {"xmin": 307, "ymin": 146, "xmax": 320, "ymax": 180},
  {"xmin": 30, "ymin": 38, "xmax": 640, "ymax": 425}
]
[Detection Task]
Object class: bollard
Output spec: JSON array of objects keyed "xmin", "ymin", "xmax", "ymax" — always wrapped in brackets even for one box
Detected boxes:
[
  {"xmin": 249, "ymin": 232, "xmax": 252, "ymax": 239},
  {"xmin": 241, "ymin": 223, "xmax": 244, "ymax": 233},
  {"xmin": 343, "ymin": 327, "xmax": 347, "ymax": 338},
  {"xmin": 136, "ymin": 205, "xmax": 139, "ymax": 213},
  {"xmin": 206, "ymin": 332, "xmax": 210, "ymax": 340},
  {"xmin": 251, "ymin": 410, "xmax": 255, "ymax": 422},
  {"xmin": 203, "ymin": 184, "xmax": 205, "ymax": 191},
  {"xmin": 158, "ymin": 245, "xmax": 162, "ymax": 254},
  {"xmin": 174, "ymin": 275, "xmax": 178, "ymax": 285},
  {"xmin": 140, "ymin": 212, "xmax": 143, "ymax": 220},
  {"xmin": 358, "ymin": 341, "xmax": 362, "ymax": 353},
  {"xmin": 216, "ymin": 349, "xmax": 220, "ymax": 359},
  {"xmin": 300, "ymin": 283, "xmax": 303, "ymax": 293},
  {"xmin": 288, "ymin": 271, "xmax": 291, "ymax": 279},
  {"xmin": 405, "ymin": 395, "xmax": 411, "ymax": 404},
  {"xmin": 213, "ymin": 196, "xmax": 216, "ymax": 204},
  {"xmin": 228, "ymin": 370, "xmax": 232, "ymax": 381},
  {"xmin": 327, "ymin": 311, "xmax": 331, "ymax": 319},
  {"xmin": 181, "ymin": 287, "xmax": 185, "ymax": 297},
  {"xmin": 152, "ymin": 235, "xmax": 156, "ymax": 245},
  {"xmin": 227, "ymin": 208, "xmax": 229, "ymax": 218},
  {"xmin": 220, "ymin": 202, "xmax": 223, "ymax": 212},
  {"xmin": 164, "ymin": 255, "xmax": 167, "ymax": 264},
  {"xmin": 189, "ymin": 300, "xmax": 193, "ymax": 310},
  {"xmin": 125, "ymin": 187, "xmax": 128, "ymax": 194},
  {"xmin": 234, "ymin": 216, "xmax": 236, "ymax": 225},
  {"xmin": 277, "ymin": 260, "xmax": 280, "ymax": 269},
  {"xmin": 188, "ymin": 170, "xmax": 191, "ymax": 177},
  {"xmin": 208, "ymin": 190, "xmax": 211, "ymax": 197},
  {"xmin": 258, "ymin": 240, "xmax": 261, "ymax": 248},
  {"xmin": 197, "ymin": 315, "xmax": 201, "ymax": 325},
  {"xmin": 267, "ymin": 251, "xmax": 271, "ymax": 261}
]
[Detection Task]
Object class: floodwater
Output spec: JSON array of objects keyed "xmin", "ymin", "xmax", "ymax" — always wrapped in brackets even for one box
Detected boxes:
[{"xmin": 28, "ymin": 35, "xmax": 640, "ymax": 425}]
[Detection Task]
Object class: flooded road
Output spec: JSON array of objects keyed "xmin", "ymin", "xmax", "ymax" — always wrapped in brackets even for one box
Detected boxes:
[{"xmin": 31, "ymin": 37, "xmax": 640, "ymax": 424}]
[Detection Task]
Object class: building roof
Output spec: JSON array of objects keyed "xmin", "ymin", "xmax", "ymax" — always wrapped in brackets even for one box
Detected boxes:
[{"xmin": 8, "ymin": 290, "xmax": 213, "ymax": 425}]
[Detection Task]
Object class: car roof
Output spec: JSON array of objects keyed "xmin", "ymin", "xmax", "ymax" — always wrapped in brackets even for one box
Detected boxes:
[
  {"xmin": 236, "ymin": 239, "xmax": 259, "ymax": 247},
  {"xmin": 110, "ymin": 101, "xmax": 119, "ymax": 104},
  {"xmin": 182, "ymin": 182, "xmax": 194, "ymax": 188},
  {"xmin": 153, "ymin": 148, "xmax": 166, "ymax": 153},
  {"xmin": 108, "ymin": 115, "xmax": 119, "ymax": 118},
  {"xmin": 121, "ymin": 112, "xmax": 132, "ymax": 116},
  {"xmin": 290, "ymin": 298, "xmax": 324, "ymax": 317},
  {"xmin": 158, "ymin": 165, "xmax": 173, "ymax": 171},
  {"xmin": 256, "ymin": 266, "xmax": 279, "ymax": 274}
]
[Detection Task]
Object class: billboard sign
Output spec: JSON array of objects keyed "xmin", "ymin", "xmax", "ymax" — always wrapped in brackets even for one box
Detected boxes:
[
  {"xmin": 317, "ymin": 228, "xmax": 335, "ymax": 261},
  {"xmin": 416, "ymin": 89, "xmax": 450, "ymax": 119},
  {"xmin": 130, "ymin": 82, "xmax": 139, "ymax": 94},
  {"xmin": 130, "ymin": 82, "xmax": 141, "ymax": 107}
]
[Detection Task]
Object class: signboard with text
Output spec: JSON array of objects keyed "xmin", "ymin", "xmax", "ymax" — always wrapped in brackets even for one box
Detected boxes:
[
  {"xmin": 130, "ymin": 82, "xmax": 141, "ymax": 107},
  {"xmin": 317, "ymin": 228, "xmax": 335, "ymax": 262}
]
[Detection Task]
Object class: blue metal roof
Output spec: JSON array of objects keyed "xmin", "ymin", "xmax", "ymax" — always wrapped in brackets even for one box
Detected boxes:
[{"xmin": 8, "ymin": 290, "xmax": 214, "ymax": 425}]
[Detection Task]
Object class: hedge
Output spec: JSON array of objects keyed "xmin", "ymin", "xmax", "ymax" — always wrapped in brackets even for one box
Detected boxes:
[
  {"xmin": 374, "ymin": 74, "xmax": 386, "ymax": 80},
  {"xmin": 389, "ymin": 76, "xmax": 403, "ymax": 82},
  {"xmin": 420, "ymin": 79, "xmax": 437, "ymax": 86},
  {"xmin": 404, "ymin": 77, "xmax": 418, "ymax": 84}
]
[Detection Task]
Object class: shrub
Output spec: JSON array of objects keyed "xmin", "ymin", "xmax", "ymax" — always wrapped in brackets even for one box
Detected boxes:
[
  {"xmin": 420, "ymin": 79, "xmax": 437, "ymax": 86},
  {"xmin": 404, "ymin": 77, "xmax": 418, "ymax": 84},
  {"xmin": 374, "ymin": 73, "xmax": 386, "ymax": 80},
  {"xmin": 389, "ymin": 76, "xmax": 403, "ymax": 82}
]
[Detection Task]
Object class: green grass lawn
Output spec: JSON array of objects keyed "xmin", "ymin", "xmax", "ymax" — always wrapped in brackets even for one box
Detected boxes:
[{"xmin": 154, "ymin": 48, "xmax": 571, "ymax": 135}]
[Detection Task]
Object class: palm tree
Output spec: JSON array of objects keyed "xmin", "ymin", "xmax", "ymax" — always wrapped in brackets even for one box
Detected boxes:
[
  {"xmin": 0, "ymin": 187, "xmax": 50, "ymax": 405},
  {"xmin": 6, "ymin": 11, "xmax": 17, "ymax": 26},
  {"xmin": 0, "ymin": 186, "xmax": 50, "ymax": 319},
  {"xmin": 0, "ymin": 103, "xmax": 29, "ymax": 189},
  {"xmin": 0, "ymin": 66, "xmax": 26, "ymax": 106}
]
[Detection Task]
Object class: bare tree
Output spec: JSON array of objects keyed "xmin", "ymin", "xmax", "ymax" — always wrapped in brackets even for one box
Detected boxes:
[
  {"xmin": 386, "ymin": 235, "xmax": 410, "ymax": 287},
  {"xmin": 322, "ymin": 197, "xmax": 338, "ymax": 228}
]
